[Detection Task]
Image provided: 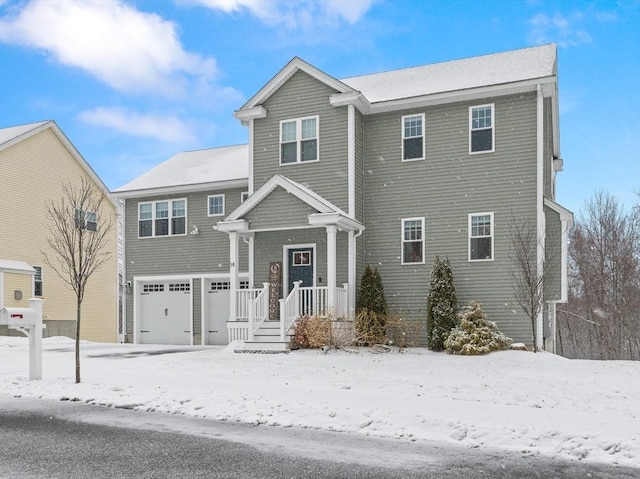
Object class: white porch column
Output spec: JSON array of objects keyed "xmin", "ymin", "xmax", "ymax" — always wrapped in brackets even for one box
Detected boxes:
[
  {"xmin": 348, "ymin": 230, "xmax": 356, "ymax": 317},
  {"xmin": 229, "ymin": 231, "xmax": 239, "ymax": 322},
  {"xmin": 326, "ymin": 225, "xmax": 337, "ymax": 313}
]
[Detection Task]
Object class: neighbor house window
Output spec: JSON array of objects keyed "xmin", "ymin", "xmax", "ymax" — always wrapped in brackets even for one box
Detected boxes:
[
  {"xmin": 470, "ymin": 104, "xmax": 494, "ymax": 153},
  {"xmin": 402, "ymin": 114, "xmax": 424, "ymax": 161},
  {"xmin": 208, "ymin": 194, "xmax": 225, "ymax": 216},
  {"xmin": 75, "ymin": 209, "xmax": 97, "ymax": 231},
  {"xmin": 469, "ymin": 213, "xmax": 494, "ymax": 261},
  {"xmin": 33, "ymin": 266, "xmax": 43, "ymax": 297},
  {"xmin": 138, "ymin": 199, "xmax": 187, "ymax": 238},
  {"xmin": 280, "ymin": 116, "xmax": 318, "ymax": 164},
  {"xmin": 402, "ymin": 218, "xmax": 424, "ymax": 264}
]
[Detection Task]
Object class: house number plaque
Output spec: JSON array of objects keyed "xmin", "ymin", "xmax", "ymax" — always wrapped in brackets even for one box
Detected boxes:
[{"xmin": 268, "ymin": 262, "xmax": 282, "ymax": 321}]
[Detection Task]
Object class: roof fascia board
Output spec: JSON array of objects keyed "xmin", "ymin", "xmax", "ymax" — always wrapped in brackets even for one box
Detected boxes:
[
  {"xmin": 544, "ymin": 197, "xmax": 574, "ymax": 225},
  {"xmin": 233, "ymin": 106, "xmax": 267, "ymax": 123},
  {"xmin": 238, "ymin": 57, "xmax": 353, "ymax": 111},
  {"xmin": 308, "ymin": 212, "xmax": 364, "ymax": 231},
  {"xmin": 366, "ymin": 76, "xmax": 556, "ymax": 114},
  {"xmin": 114, "ymin": 178, "xmax": 248, "ymax": 199},
  {"xmin": 329, "ymin": 92, "xmax": 371, "ymax": 114},
  {"xmin": 216, "ymin": 219, "xmax": 249, "ymax": 233}
]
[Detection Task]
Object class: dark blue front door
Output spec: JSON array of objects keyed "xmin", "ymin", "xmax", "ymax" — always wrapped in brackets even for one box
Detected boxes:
[{"xmin": 288, "ymin": 247, "xmax": 314, "ymax": 315}]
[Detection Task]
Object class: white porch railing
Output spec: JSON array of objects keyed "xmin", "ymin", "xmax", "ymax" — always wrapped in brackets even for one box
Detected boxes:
[{"xmin": 247, "ymin": 283, "xmax": 270, "ymax": 341}]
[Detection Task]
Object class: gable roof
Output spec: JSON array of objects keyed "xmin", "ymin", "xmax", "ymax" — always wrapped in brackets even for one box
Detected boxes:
[
  {"xmin": 0, "ymin": 120, "xmax": 114, "ymax": 204},
  {"xmin": 114, "ymin": 144, "xmax": 249, "ymax": 197},
  {"xmin": 341, "ymin": 44, "xmax": 557, "ymax": 104},
  {"xmin": 219, "ymin": 174, "xmax": 363, "ymax": 232}
]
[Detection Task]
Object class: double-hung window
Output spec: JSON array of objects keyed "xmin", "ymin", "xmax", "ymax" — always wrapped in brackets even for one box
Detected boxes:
[
  {"xmin": 33, "ymin": 266, "xmax": 43, "ymax": 297},
  {"xmin": 138, "ymin": 199, "xmax": 186, "ymax": 238},
  {"xmin": 402, "ymin": 114, "xmax": 425, "ymax": 161},
  {"xmin": 401, "ymin": 218, "xmax": 425, "ymax": 264},
  {"xmin": 75, "ymin": 209, "xmax": 97, "ymax": 231},
  {"xmin": 280, "ymin": 116, "xmax": 318, "ymax": 164},
  {"xmin": 469, "ymin": 213, "xmax": 494, "ymax": 261},
  {"xmin": 208, "ymin": 194, "xmax": 225, "ymax": 216},
  {"xmin": 470, "ymin": 104, "xmax": 494, "ymax": 153}
]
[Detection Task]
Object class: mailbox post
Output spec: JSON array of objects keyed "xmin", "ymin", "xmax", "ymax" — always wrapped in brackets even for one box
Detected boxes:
[{"xmin": 0, "ymin": 298, "xmax": 45, "ymax": 380}]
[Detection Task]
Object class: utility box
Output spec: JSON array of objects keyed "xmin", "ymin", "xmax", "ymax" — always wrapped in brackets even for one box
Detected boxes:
[{"xmin": 0, "ymin": 307, "xmax": 38, "ymax": 326}]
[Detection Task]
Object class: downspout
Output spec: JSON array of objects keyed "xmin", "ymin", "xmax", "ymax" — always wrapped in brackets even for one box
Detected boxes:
[
  {"xmin": 536, "ymin": 84, "xmax": 545, "ymax": 351},
  {"xmin": 248, "ymin": 119, "xmax": 254, "ymax": 195},
  {"xmin": 347, "ymin": 103, "xmax": 357, "ymax": 316}
]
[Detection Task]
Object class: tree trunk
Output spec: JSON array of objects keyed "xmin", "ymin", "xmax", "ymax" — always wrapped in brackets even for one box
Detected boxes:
[{"xmin": 76, "ymin": 299, "xmax": 81, "ymax": 384}]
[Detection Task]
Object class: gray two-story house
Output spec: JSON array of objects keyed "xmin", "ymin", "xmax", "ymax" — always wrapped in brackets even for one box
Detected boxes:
[{"xmin": 115, "ymin": 44, "xmax": 572, "ymax": 352}]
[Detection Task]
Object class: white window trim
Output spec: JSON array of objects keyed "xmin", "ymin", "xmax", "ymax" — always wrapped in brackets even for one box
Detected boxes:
[
  {"xmin": 468, "ymin": 212, "xmax": 494, "ymax": 262},
  {"xmin": 207, "ymin": 194, "xmax": 225, "ymax": 217},
  {"xmin": 401, "ymin": 217, "xmax": 425, "ymax": 265},
  {"xmin": 469, "ymin": 104, "xmax": 495, "ymax": 154},
  {"xmin": 138, "ymin": 198, "xmax": 188, "ymax": 238},
  {"xmin": 401, "ymin": 113, "xmax": 425, "ymax": 162},
  {"xmin": 279, "ymin": 115, "xmax": 320, "ymax": 165}
]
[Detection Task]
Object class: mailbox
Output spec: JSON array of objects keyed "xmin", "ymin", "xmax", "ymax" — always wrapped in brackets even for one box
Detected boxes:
[{"xmin": 0, "ymin": 307, "xmax": 38, "ymax": 326}]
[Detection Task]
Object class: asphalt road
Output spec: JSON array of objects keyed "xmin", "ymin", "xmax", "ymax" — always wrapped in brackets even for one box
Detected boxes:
[{"xmin": 0, "ymin": 397, "xmax": 637, "ymax": 479}]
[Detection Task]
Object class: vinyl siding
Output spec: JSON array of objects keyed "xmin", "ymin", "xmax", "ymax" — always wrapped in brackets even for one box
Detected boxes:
[
  {"xmin": 244, "ymin": 187, "xmax": 319, "ymax": 230},
  {"xmin": 362, "ymin": 93, "xmax": 539, "ymax": 343},
  {"xmin": 252, "ymin": 70, "xmax": 349, "ymax": 212},
  {"xmin": 0, "ymin": 128, "xmax": 118, "ymax": 342},
  {"xmin": 544, "ymin": 205, "xmax": 562, "ymax": 302}
]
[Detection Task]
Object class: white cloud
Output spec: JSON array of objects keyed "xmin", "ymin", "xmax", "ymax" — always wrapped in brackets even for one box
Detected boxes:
[
  {"xmin": 79, "ymin": 107, "xmax": 195, "ymax": 143},
  {"xmin": 528, "ymin": 12, "xmax": 592, "ymax": 48},
  {"xmin": 0, "ymin": 0, "xmax": 216, "ymax": 96},
  {"xmin": 186, "ymin": 0, "xmax": 375, "ymax": 28}
]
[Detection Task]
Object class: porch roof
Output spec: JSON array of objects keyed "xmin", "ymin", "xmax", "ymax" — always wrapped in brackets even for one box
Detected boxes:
[{"xmin": 216, "ymin": 174, "xmax": 364, "ymax": 233}]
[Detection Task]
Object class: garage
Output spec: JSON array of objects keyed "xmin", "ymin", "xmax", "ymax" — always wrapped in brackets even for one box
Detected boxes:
[
  {"xmin": 204, "ymin": 279, "xmax": 248, "ymax": 345},
  {"xmin": 138, "ymin": 281, "xmax": 192, "ymax": 345}
]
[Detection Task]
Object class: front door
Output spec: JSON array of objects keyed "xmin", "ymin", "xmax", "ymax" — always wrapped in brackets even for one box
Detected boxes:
[{"xmin": 287, "ymin": 247, "xmax": 314, "ymax": 315}]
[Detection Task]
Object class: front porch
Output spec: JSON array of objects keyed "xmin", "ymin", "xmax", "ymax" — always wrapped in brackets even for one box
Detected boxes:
[{"xmin": 227, "ymin": 281, "xmax": 349, "ymax": 351}]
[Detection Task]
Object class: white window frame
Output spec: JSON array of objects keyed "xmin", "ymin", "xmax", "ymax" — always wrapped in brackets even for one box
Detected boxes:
[
  {"xmin": 33, "ymin": 266, "xmax": 43, "ymax": 297},
  {"xmin": 138, "ymin": 199, "xmax": 187, "ymax": 238},
  {"xmin": 468, "ymin": 212, "xmax": 494, "ymax": 261},
  {"xmin": 401, "ymin": 217, "xmax": 425, "ymax": 265},
  {"xmin": 207, "ymin": 194, "xmax": 225, "ymax": 217},
  {"xmin": 402, "ymin": 113, "xmax": 425, "ymax": 161},
  {"xmin": 279, "ymin": 115, "xmax": 319, "ymax": 165},
  {"xmin": 75, "ymin": 209, "xmax": 97, "ymax": 232},
  {"xmin": 469, "ymin": 104, "xmax": 495, "ymax": 154}
]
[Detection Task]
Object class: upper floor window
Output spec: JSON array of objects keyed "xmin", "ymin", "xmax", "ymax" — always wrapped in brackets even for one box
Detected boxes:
[
  {"xmin": 33, "ymin": 266, "xmax": 43, "ymax": 297},
  {"xmin": 402, "ymin": 114, "xmax": 425, "ymax": 161},
  {"xmin": 75, "ymin": 209, "xmax": 97, "ymax": 231},
  {"xmin": 401, "ymin": 218, "xmax": 425, "ymax": 264},
  {"xmin": 469, "ymin": 213, "xmax": 494, "ymax": 261},
  {"xmin": 138, "ymin": 199, "xmax": 186, "ymax": 238},
  {"xmin": 470, "ymin": 104, "xmax": 494, "ymax": 153},
  {"xmin": 208, "ymin": 194, "xmax": 225, "ymax": 216},
  {"xmin": 280, "ymin": 116, "xmax": 318, "ymax": 164}
]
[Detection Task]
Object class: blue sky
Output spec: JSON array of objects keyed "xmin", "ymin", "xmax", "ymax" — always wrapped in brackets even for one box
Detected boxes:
[{"xmin": 1, "ymin": 0, "xmax": 638, "ymax": 215}]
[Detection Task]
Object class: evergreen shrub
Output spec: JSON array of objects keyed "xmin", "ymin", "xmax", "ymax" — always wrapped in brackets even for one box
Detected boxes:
[
  {"xmin": 444, "ymin": 302, "xmax": 512, "ymax": 355},
  {"xmin": 426, "ymin": 256, "xmax": 458, "ymax": 351}
]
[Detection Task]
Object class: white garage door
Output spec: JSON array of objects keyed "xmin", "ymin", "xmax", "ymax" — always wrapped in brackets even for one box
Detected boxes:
[
  {"xmin": 139, "ymin": 281, "xmax": 191, "ymax": 345},
  {"xmin": 205, "ymin": 280, "xmax": 249, "ymax": 345}
]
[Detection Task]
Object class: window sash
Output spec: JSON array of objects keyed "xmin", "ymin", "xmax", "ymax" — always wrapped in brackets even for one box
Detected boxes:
[
  {"xmin": 139, "ymin": 199, "xmax": 187, "ymax": 237},
  {"xmin": 469, "ymin": 213, "xmax": 494, "ymax": 261},
  {"xmin": 280, "ymin": 116, "xmax": 318, "ymax": 164},
  {"xmin": 470, "ymin": 105, "xmax": 494, "ymax": 153},
  {"xmin": 208, "ymin": 195, "xmax": 225, "ymax": 216},
  {"xmin": 401, "ymin": 218, "xmax": 424, "ymax": 264},
  {"xmin": 402, "ymin": 114, "xmax": 424, "ymax": 160},
  {"xmin": 33, "ymin": 266, "xmax": 43, "ymax": 297}
]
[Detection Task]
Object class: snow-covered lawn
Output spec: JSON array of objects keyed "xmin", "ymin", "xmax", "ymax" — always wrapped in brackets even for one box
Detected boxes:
[{"xmin": 1, "ymin": 336, "xmax": 638, "ymax": 468}]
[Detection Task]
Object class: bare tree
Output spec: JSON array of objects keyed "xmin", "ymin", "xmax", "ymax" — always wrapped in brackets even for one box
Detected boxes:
[
  {"xmin": 558, "ymin": 191, "xmax": 640, "ymax": 360},
  {"xmin": 42, "ymin": 177, "xmax": 114, "ymax": 383},
  {"xmin": 509, "ymin": 215, "xmax": 545, "ymax": 352}
]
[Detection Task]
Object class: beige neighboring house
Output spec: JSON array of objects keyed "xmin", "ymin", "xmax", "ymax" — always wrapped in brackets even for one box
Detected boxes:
[{"xmin": 0, "ymin": 120, "xmax": 119, "ymax": 342}]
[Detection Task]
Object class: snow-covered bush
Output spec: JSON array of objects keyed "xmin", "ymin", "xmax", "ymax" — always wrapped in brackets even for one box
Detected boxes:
[
  {"xmin": 444, "ymin": 302, "xmax": 512, "ymax": 355},
  {"xmin": 426, "ymin": 256, "xmax": 458, "ymax": 351}
]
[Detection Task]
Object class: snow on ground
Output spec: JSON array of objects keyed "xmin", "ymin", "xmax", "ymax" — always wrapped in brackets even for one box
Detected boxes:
[{"xmin": 1, "ymin": 336, "xmax": 638, "ymax": 468}]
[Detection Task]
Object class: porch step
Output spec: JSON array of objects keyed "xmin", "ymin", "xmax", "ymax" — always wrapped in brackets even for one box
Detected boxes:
[{"xmin": 239, "ymin": 340, "xmax": 290, "ymax": 352}]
